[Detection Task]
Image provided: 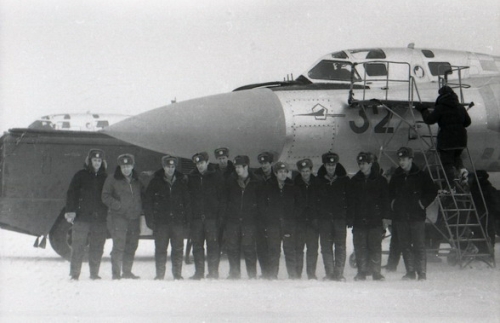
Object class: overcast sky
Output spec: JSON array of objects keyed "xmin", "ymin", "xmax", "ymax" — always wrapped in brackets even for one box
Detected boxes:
[{"xmin": 1, "ymin": 0, "xmax": 499, "ymax": 132}]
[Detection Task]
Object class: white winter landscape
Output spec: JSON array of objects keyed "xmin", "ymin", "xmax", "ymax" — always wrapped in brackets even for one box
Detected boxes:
[{"xmin": 0, "ymin": 229, "xmax": 498, "ymax": 323}]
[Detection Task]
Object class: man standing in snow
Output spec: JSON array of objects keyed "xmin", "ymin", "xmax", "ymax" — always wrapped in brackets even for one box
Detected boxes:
[
  {"xmin": 224, "ymin": 155, "xmax": 259, "ymax": 279},
  {"xmin": 347, "ymin": 152, "xmax": 390, "ymax": 281},
  {"xmin": 187, "ymin": 152, "xmax": 226, "ymax": 280},
  {"xmin": 316, "ymin": 152, "xmax": 349, "ymax": 281},
  {"xmin": 258, "ymin": 161, "xmax": 305, "ymax": 279},
  {"xmin": 102, "ymin": 154, "xmax": 144, "ymax": 280},
  {"xmin": 294, "ymin": 158, "xmax": 320, "ymax": 280},
  {"xmin": 144, "ymin": 155, "xmax": 191, "ymax": 280},
  {"xmin": 389, "ymin": 147, "xmax": 438, "ymax": 281},
  {"xmin": 65, "ymin": 149, "xmax": 108, "ymax": 281},
  {"xmin": 253, "ymin": 151, "xmax": 276, "ymax": 278}
]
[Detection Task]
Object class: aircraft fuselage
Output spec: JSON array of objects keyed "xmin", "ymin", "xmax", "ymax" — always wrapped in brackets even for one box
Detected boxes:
[{"xmin": 105, "ymin": 47, "xmax": 500, "ymax": 175}]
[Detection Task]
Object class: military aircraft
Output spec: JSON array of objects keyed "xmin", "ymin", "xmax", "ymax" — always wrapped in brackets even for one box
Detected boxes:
[
  {"xmin": 105, "ymin": 44, "xmax": 500, "ymax": 175},
  {"xmin": 1, "ymin": 44, "xmax": 500, "ymax": 260}
]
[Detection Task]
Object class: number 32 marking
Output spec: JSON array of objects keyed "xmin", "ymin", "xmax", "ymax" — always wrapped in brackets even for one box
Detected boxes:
[{"xmin": 349, "ymin": 106, "xmax": 394, "ymax": 134}]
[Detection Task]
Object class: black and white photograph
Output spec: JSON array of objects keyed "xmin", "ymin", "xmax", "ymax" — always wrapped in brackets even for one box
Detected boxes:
[{"xmin": 1, "ymin": 0, "xmax": 499, "ymax": 322}]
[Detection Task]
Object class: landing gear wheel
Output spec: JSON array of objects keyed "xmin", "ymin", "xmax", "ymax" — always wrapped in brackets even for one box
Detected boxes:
[
  {"xmin": 447, "ymin": 250, "xmax": 458, "ymax": 266},
  {"xmin": 349, "ymin": 252, "xmax": 357, "ymax": 268},
  {"xmin": 49, "ymin": 212, "xmax": 73, "ymax": 261}
]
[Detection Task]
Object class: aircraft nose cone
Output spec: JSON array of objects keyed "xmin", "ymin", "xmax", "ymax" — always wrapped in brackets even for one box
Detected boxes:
[{"xmin": 104, "ymin": 88, "xmax": 286, "ymax": 161}]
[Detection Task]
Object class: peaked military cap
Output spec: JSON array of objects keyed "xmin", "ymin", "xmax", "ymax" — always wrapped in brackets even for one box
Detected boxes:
[
  {"xmin": 273, "ymin": 161, "xmax": 289, "ymax": 173},
  {"xmin": 214, "ymin": 147, "xmax": 229, "ymax": 158},
  {"xmin": 88, "ymin": 149, "xmax": 104, "ymax": 160},
  {"xmin": 161, "ymin": 155, "xmax": 178, "ymax": 167},
  {"xmin": 322, "ymin": 152, "xmax": 339, "ymax": 164},
  {"xmin": 357, "ymin": 152, "xmax": 373, "ymax": 163},
  {"xmin": 296, "ymin": 158, "xmax": 313, "ymax": 171},
  {"xmin": 233, "ymin": 155, "xmax": 250, "ymax": 167},
  {"xmin": 257, "ymin": 152, "xmax": 274, "ymax": 163},
  {"xmin": 192, "ymin": 152, "xmax": 209, "ymax": 163},
  {"xmin": 117, "ymin": 153, "xmax": 135, "ymax": 166},
  {"xmin": 397, "ymin": 147, "xmax": 414, "ymax": 158}
]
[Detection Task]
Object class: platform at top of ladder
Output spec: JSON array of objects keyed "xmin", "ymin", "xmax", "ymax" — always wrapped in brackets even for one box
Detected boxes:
[{"xmin": 349, "ymin": 98, "xmax": 473, "ymax": 110}]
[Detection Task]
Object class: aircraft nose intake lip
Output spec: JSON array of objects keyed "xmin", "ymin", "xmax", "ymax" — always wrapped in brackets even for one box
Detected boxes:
[{"xmin": 104, "ymin": 88, "xmax": 286, "ymax": 160}]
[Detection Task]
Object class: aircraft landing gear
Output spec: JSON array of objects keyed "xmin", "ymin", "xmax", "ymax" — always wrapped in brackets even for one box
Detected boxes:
[{"xmin": 49, "ymin": 210, "xmax": 75, "ymax": 261}]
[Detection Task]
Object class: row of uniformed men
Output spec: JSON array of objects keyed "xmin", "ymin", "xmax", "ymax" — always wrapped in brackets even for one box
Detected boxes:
[{"xmin": 65, "ymin": 146, "xmax": 437, "ymax": 282}]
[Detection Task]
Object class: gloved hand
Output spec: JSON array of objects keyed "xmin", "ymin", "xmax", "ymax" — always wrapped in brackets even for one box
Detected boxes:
[
  {"xmin": 146, "ymin": 221, "xmax": 156, "ymax": 231},
  {"xmin": 414, "ymin": 104, "xmax": 427, "ymax": 113},
  {"xmin": 64, "ymin": 212, "xmax": 76, "ymax": 224},
  {"xmin": 346, "ymin": 219, "xmax": 353, "ymax": 229}
]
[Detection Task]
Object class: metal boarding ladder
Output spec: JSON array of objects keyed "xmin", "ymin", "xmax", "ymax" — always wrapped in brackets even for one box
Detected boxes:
[{"xmin": 349, "ymin": 60, "xmax": 495, "ymax": 268}]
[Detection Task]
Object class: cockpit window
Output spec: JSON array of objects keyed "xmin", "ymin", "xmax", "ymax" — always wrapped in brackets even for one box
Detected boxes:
[
  {"xmin": 308, "ymin": 60, "xmax": 359, "ymax": 82},
  {"xmin": 365, "ymin": 49, "xmax": 386, "ymax": 59},
  {"xmin": 428, "ymin": 62, "xmax": 452, "ymax": 76},
  {"xmin": 365, "ymin": 63, "xmax": 388, "ymax": 76},
  {"xmin": 331, "ymin": 51, "xmax": 348, "ymax": 59}
]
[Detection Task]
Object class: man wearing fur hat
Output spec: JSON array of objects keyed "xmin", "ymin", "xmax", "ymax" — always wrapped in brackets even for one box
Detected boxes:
[
  {"xmin": 187, "ymin": 152, "xmax": 226, "ymax": 279},
  {"xmin": 214, "ymin": 147, "xmax": 235, "ymax": 180},
  {"xmin": 224, "ymin": 155, "xmax": 259, "ymax": 279},
  {"xmin": 144, "ymin": 156, "xmax": 191, "ymax": 280},
  {"xmin": 347, "ymin": 152, "xmax": 390, "ymax": 281},
  {"xmin": 65, "ymin": 149, "xmax": 108, "ymax": 280},
  {"xmin": 102, "ymin": 153, "xmax": 144, "ymax": 280},
  {"xmin": 415, "ymin": 85, "xmax": 471, "ymax": 190},
  {"xmin": 213, "ymin": 147, "xmax": 234, "ymax": 255},
  {"xmin": 253, "ymin": 151, "xmax": 276, "ymax": 277},
  {"xmin": 258, "ymin": 161, "xmax": 305, "ymax": 279},
  {"xmin": 316, "ymin": 152, "xmax": 349, "ymax": 281},
  {"xmin": 294, "ymin": 158, "xmax": 321, "ymax": 280},
  {"xmin": 389, "ymin": 147, "xmax": 437, "ymax": 281}
]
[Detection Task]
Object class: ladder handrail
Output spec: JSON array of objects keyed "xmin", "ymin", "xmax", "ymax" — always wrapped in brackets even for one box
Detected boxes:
[{"xmin": 348, "ymin": 60, "xmax": 495, "ymax": 268}]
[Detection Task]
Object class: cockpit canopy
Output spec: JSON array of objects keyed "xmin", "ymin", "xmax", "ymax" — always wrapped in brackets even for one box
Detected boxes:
[
  {"xmin": 301, "ymin": 47, "xmax": 500, "ymax": 86},
  {"xmin": 307, "ymin": 60, "xmax": 360, "ymax": 82}
]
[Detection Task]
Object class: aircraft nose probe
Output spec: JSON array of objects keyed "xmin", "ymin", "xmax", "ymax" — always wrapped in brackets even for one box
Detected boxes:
[{"xmin": 104, "ymin": 88, "xmax": 287, "ymax": 160}]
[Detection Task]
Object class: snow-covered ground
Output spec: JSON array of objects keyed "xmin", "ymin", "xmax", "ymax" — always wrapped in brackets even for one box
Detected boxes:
[{"xmin": 1, "ymin": 229, "xmax": 499, "ymax": 323}]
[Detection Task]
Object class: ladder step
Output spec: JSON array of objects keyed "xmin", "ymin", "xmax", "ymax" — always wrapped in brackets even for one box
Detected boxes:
[
  {"xmin": 446, "ymin": 223, "xmax": 483, "ymax": 227},
  {"xmin": 449, "ymin": 238, "xmax": 489, "ymax": 242},
  {"xmin": 441, "ymin": 209, "xmax": 476, "ymax": 212}
]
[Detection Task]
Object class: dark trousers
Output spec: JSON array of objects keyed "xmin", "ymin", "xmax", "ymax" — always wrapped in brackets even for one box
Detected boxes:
[
  {"xmin": 256, "ymin": 222, "xmax": 269, "ymax": 277},
  {"xmin": 394, "ymin": 221, "xmax": 426, "ymax": 275},
  {"xmin": 225, "ymin": 222, "xmax": 257, "ymax": 279},
  {"xmin": 386, "ymin": 225, "xmax": 401, "ymax": 269},
  {"xmin": 439, "ymin": 149, "xmax": 464, "ymax": 189},
  {"xmin": 353, "ymin": 225, "xmax": 383, "ymax": 275},
  {"xmin": 190, "ymin": 219, "xmax": 220, "ymax": 277},
  {"xmin": 108, "ymin": 216, "xmax": 140, "ymax": 277},
  {"xmin": 70, "ymin": 221, "xmax": 107, "ymax": 278},
  {"xmin": 266, "ymin": 222, "xmax": 297, "ymax": 279},
  {"xmin": 154, "ymin": 223, "xmax": 184, "ymax": 279},
  {"xmin": 295, "ymin": 221, "xmax": 319, "ymax": 279},
  {"xmin": 319, "ymin": 219, "xmax": 347, "ymax": 278}
]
